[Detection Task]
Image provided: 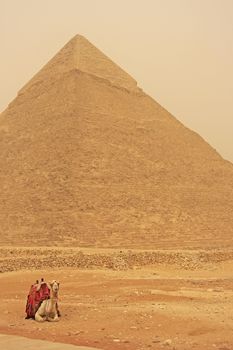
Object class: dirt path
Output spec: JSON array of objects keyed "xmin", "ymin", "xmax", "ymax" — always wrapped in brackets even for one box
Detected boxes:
[
  {"xmin": 0, "ymin": 334, "xmax": 100, "ymax": 350},
  {"xmin": 0, "ymin": 261, "xmax": 233, "ymax": 350}
]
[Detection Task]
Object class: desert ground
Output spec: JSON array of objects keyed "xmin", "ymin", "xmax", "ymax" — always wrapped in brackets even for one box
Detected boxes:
[{"xmin": 0, "ymin": 248, "xmax": 233, "ymax": 350}]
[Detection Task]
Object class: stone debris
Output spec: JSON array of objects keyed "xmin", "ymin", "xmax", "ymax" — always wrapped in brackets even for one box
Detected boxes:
[{"xmin": 1, "ymin": 247, "xmax": 233, "ymax": 273}]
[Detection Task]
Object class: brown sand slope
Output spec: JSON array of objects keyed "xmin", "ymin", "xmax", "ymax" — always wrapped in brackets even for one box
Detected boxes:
[{"xmin": 0, "ymin": 34, "xmax": 233, "ymax": 248}]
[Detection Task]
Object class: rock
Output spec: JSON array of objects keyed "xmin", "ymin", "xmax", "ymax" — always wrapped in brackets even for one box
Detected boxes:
[
  {"xmin": 74, "ymin": 330, "xmax": 82, "ymax": 335},
  {"xmin": 162, "ymin": 339, "xmax": 172, "ymax": 346},
  {"xmin": 130, "ymin": 326, "xmax": 138, "ymax": 329}
]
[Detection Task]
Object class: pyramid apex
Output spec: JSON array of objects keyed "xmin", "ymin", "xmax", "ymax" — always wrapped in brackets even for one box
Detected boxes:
[
  {"xmin": 69, "ymin": 33, "xmax": 87, "ymax": 42},
  {"xmin": 19, "ymin": 35, "xmax": 139, "ymax": 95}
]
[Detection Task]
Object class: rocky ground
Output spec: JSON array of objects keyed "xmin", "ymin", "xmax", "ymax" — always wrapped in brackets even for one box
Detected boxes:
[
  {"xmin": 0, "ymin": 248, "xmax": 233, "ymax": 350},
  {"xmin": 1, "ymin": 247, "xmax": 233, "ymax": 272}
]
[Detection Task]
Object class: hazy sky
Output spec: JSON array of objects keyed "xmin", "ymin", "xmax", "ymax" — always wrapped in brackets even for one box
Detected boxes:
[{"xmin": 1, "ymin": 0, "xmax": 233, "ymax": 162}]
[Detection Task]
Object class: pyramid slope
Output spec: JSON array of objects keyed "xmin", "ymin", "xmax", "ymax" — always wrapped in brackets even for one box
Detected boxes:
[{"xmin": 1, "ymin": 36, "xmax": 233, "ymax": 248}]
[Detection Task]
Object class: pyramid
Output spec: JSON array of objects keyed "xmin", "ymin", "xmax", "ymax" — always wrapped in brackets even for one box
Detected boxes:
[{"xmin": 1, "ymin": 34, "xmax": 233, "ymax": 249}]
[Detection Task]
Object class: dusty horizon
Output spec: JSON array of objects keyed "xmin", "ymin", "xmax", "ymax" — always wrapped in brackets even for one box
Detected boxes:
[{"xmin": 1, "ymin": 0, "xmax": 233, "ymax": 162}]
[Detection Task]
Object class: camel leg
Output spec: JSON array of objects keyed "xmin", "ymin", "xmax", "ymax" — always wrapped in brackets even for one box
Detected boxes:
[
  {"xmin": 56, "ymin": 302, "xmax": 61, "ymax": 317},
  {"xmin": 47, "ymin": 315, "xmax": 59, "ymax": 322},
  {"xmin": 35, "ymin": 312, "xmax": 46, "ymax": 322}
]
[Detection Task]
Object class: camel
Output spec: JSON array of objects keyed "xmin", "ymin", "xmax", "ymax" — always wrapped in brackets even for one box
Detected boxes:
[{"xmin": 35, "ymin": 280, "xmax": 60, "ymax": 322}]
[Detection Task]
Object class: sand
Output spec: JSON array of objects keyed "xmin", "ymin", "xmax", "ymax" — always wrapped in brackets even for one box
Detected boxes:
[
  {"xmin": 0, "ymin": 249, "xmax": 233, "ymax": 350},
  {"xmin": 0, "ymin": 334, "xmax": 100, "ymax": 350}
]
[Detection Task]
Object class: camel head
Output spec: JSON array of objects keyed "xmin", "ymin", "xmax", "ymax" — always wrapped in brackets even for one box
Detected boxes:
[{"xmin": 49, "ymin": 280, "xmax": 60, "ymax": 294}]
